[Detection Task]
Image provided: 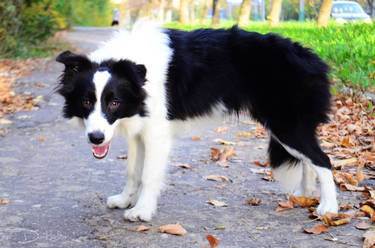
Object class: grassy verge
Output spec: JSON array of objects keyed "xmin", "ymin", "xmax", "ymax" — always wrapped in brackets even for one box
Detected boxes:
[{"xmin": 165, "ymin": 21, "xmax": 375, "ymax": 90}]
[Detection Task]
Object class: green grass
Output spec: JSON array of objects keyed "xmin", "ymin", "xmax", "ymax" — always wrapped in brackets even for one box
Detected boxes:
[{"xmin": 165, "ymin": 21, "xmax": 375, "ymax": 89}]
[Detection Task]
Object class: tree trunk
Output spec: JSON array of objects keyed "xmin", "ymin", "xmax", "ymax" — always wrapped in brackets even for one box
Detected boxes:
[
  {"xmin": 165, "ymin": 0, "xmax": 173, "ymax": 22},
  {"xmin": 179, "ymin": 0, "xmax": 190, "ymax": 24},
  {"xmin": 157, "ymin": 0, "xmax": 166, "ymax": 22},
  {"xmin": 317, "ymin": 0, "xmax": 333, "ymax": 27},
  {"xmin": 238, "ymin": 0, "xmax": 252, "ymax": 27},
  {"xmin": 211, "ymin": 0, "xmax": 220, "ymax": 27},
  {"xmin": 200, "ymin": 0, "xmax": 210, "ymax": 24},
  {"xmin": 269, "ymin": 0, "xmax": 282, "ymax": 27},
  {"xmin": 190, "ymin": 0, "xmax": 195, "ymax": 24}
]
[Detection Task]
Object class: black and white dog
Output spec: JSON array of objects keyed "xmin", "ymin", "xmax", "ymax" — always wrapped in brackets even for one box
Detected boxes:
[{"xmin": 56, "ymin": 23, "xmax": 338, "ymax": 221}]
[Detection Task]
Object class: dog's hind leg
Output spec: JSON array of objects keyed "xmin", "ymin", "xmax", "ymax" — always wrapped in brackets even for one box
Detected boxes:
[
  {"xmin": 294, "ymin": 162, "xmax": 317, "ymax": 197},
  {"xmin": 107, "ymin": 135, "xmax": 144, "ymax": 209},
  {"xmin": 269, "ymin": 137, "xmax": 302, "ymax": 193},
  {"xmin": 124, "ymin": 123, "xmax": 172, "ymax": 221},
  {"xmin": 271, "ymin": 128, "xmax": 338, "ymax": 215}
]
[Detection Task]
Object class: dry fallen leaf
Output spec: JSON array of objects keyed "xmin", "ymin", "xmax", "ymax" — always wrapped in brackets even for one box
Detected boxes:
[
  {"xmin": 0, "ymin": 199, "xmax": 9, "ymax": 205},
  {"xmin": 215, "ymin": 126, "xmax": 227, "ymax": 134},
  {"xmin": 207, "ymin": 200, "xmax": 228, "ymax": 207},
  {"xmin": 252, "ymin": 161, "xmax": 269, "ymax": 167},
  {"xmin": 237, "ymin": 132, "xmax": 252, "ymax": 136},
  {"xmin": 245, "ymin": 199, "xmax": 262, "ymax": 206},
  {"xmin": 360, "ymin": 205, "xmax": 375, "ymax": 220},
  {"xmin": 356, "ymin": 222, "xmax": 371, "ymax": 230},
  {"xmin": 339, "ymin": 184, "xmax": 365, "ymax": 192},
  {"xmin": 203, "ymin": 175, "xmax": 232, "ymax": 183},
  {"xmin": 303, "ymin": 224, "xmax": 329, "ymax": 234},
  {"xmin": 170, "ymin": 163, "xmax": 191, "ymax": 169},
  {"xmin": 0, "ymin": 118, "xmax": 12, "ymax": 125},
  {"xmin": 206, "ymin": 234, "xmax": 219, "ymax": 248},
  {"xmin": 213, "ymin": 138, "xmax": 235, "ymax": 145},
  {"xmin": 363, "ymin": 230, "xmax": 375, "ymax": 248},
  {"xmin": 159, "ymin": 223, "xmax": 187, "ymax": 236},
  {"xmin": 192, "ymin": 136, "xmax": 201, "ymax": 141},
  {"xmin": 276, "ymin": 201, "xmax": 294, "ymax": 211},
  {"xmin": 289, "ymin": 195, "xmax": 320, "ymax": 208},
  {"xmin": 38, "ymin": 137, "xmax": 46, "ymax": 142},
  {"xmin": 323, "ymin": 213, "xmax": 351, "ymax": 226},
  {"xmin": 117, "ymin": 155, "xmax": 128, "ymax": 159},
  {"xmin": 136, "ymin": 225, "xmax": 150, "ymax": 232}
]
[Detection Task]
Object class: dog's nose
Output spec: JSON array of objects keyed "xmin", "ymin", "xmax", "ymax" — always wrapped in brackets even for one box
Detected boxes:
[{"xmin": 88, "ymin": 131, "xmax": 105, "ymax": 145}]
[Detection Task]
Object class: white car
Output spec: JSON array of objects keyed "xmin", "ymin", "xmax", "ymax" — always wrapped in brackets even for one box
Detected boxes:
[{"xmin": 331, "ymin": 1, "xmax": 372, "ymax": 23}]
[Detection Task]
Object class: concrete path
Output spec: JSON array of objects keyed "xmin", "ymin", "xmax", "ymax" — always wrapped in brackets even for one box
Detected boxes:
[{"xmin": 0, "ymin": 27, "xmax": 366, "ymax": 248}]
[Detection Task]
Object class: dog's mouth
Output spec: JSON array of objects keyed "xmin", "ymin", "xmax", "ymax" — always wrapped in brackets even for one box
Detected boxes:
[{"xmin": 92, "ymin": 141, "xmax": 111, "ymax": 159}]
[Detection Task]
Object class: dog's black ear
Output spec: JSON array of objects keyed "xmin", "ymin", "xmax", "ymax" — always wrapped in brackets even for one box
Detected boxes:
[
  {"xmin": 111, "ymin": 59, "xmax": 147, "ymax": 86},
  {"xmin": 56, "ymin": 50, "xmax": 92, "ymax": 72}
]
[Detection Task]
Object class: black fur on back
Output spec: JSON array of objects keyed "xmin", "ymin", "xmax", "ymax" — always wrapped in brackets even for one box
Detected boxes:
[{"xmin": 165, "ymin": 26, "xmax": 332, "ymax": 169}]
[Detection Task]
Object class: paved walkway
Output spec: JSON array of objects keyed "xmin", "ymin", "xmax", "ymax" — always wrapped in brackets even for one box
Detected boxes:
[{"xmin": 0, "ymin": 27, "xmax": 365, "ymax": 248}]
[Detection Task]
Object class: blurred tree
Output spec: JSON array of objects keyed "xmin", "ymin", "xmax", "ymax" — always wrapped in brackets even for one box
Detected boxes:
[
  {"xmin": 238, "ymin": 0, "xmax": 253, "ymax": 27},
  {"xmin": 179, "ymin": 0, "xmax": 190, "ymax": 24},
  {"xmin": 157, "ymin": 0, "xmax": 166, "ymax": 21},
  {"xmin": 200, "ymin": 0, "xmax": 210, "ymax": 24},
  {"xmin": 190, "ymin": 0, "xmax": 196, "ymax": 24},
  {"xmin": 269, "ymin": 0, "xmax": 282, "ymax": 26},
  {"xmin": 212, "ymin": 0, "xmax": 220, "ymax": 26},
  {"xmin": 165, "ymin": 0, "xmax": 173, "ymax": 22},
  {"xmin": 317, "ymin": 0, "xmax": 332, "ymax": 27}
]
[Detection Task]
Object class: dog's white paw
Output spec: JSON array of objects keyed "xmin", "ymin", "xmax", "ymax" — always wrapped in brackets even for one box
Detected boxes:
[
  {"xmin": 106, "ymin": 193, "xmax": 137, "ymax": 209},
  {"xmin": 316, "ymin": 201, "xmax": 338, "ymax": 215},
  {"xmin": 123, "ymin": 205, "xmax": 155, "ymax": 222}
]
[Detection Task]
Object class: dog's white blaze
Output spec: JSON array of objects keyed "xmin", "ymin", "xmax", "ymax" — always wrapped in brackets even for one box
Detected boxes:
[{"xmin": 84, "ymin": 71, "xmax": 118, "ymax": 145}]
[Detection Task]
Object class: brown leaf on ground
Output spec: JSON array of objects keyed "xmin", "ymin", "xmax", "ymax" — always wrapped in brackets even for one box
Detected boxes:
[
  {"xmin": 323, "ymin": 213, "xmax": 351, "ymax": 226},
  {"xmin": 206, "ymin": 234, "xmax": 220, "ymax": 248},
  {"xmin": 237, "ymin": 132, "xmax": 252, "ymax": 136},
  {"xmin": 192, "ymin": 136, "xmax": 201, "ymax": 141},
  {"xmin": 340, "ymin": 184, "xmax": 365, "ymax": 192},
  {"xmin": 289, "ymin": 195, "xmax": 320, "ymax": 208},
  {"xmin": 356, "ymin": 222, "xmax": 371, "ymax": 230},
  {"xmin": 357, "ymin": 162, "xmax": 365, "ymax": 183},
  {"xmin": 170, "ymin": 163, "xmax": 191, "ymax": 169},
  {"xmin": 210, "ymin": 147, "xmax": 237, "ymax": 167},
  {"xmin": 360, "ymin": 205, "xmax": 375, "ymax": 220},
  {"xmin": 207, "ymin": 200, "xmax": 228, "ymax": 207},
  {"xmin": 159, "ymin": 223, "xmax": 187, "ymax": 236},
  {"xmin": 245, "ymin": 199, "xmax": 262, "ymax": 206},
  {"xmin": 339, "ymin": 203, "xmax": 355, "ymax": 210},
  {"xmin": 215, "ymin": 126, "xmax": 227, "ymax": 134},
  {"xmin": 262, "ymin": 168, "xmax": 274, "ymax": 181},
  {"xmin": 361, "ymin": 199, "xmax": 375, "ymax": 209},
  {"xmin": 213, "ymin": 138, "xmax": 235, "ymax": 145},
  {"xmin": 203, "ymin": 175, "xmax": 232, "ymax": 183},
  {"xmin": 303, "ymin": 224, "xmax": 329, "ymax": 234},
  {"xmin": 276, "ymin": 201, "xmax": 294, "ymax": 212},
  {"xmin": 0, "ymin": 199, "xmax": 9, "ymax": 205},
  {"xmin": 38, "ymin": 137, "xmax": 46, "ymax": 142},
  {"xmin": 333, "ymin": 170, "xmax": 358, "ymax": 186},
  {"xmin": 117, "ymin": 154, "xmax": 128, "ymax": 159},
  {"xmin": 136, "ymin": 225, "xmax": 150, "ymax": 232},
  {"xmin": 252, "ymin": 161, "xmax": 269, "ymax": 167},
  {"xmin": 363, "ymin": 230, "xmax": 375, "ymax": 248}
]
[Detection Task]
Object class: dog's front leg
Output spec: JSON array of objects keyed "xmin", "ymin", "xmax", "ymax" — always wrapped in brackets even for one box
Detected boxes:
[
  {"xmin": 107, "ymin": 135, "xmax": 144, "ymax": 209},
  {"xmin": 124, "ymin": 125, "xmax": 171, "ymax": 221}
]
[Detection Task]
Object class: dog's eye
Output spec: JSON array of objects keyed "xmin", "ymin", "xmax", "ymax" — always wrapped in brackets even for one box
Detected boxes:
[
  {"xmin": 109, "ymin": 99, "xmax": 120, "ymax": 110},
  {"xmin": 82, "ymin": 99, "xmax": 92, "ymax": 109}
]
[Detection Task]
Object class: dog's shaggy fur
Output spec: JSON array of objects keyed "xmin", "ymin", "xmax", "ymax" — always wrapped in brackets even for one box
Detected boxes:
[{"xmin": 56, "ymin": 23, "xmax": 338, "ymax": 221}]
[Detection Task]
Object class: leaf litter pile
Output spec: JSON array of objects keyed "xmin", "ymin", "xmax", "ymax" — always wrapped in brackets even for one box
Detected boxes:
[{"xmin": 0, "ymin": 59, "xmax": 41, "ymax": 124}]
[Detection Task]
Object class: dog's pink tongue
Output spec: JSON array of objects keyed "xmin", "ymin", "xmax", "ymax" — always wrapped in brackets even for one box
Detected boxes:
[{"xmin": 92, "ymin": 142, "xmax": 110, "ymax": 159}]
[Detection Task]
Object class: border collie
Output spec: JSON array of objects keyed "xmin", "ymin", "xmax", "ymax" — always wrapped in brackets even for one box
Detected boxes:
[{"xmin": 56, "ymin": 23, "xmax": 338, "ymax": 221}]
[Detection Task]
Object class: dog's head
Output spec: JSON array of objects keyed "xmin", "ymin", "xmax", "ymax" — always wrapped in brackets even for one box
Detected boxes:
[{"xmin": 56, "ymin": 50, "xmax": 147, "ymax": 159}]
